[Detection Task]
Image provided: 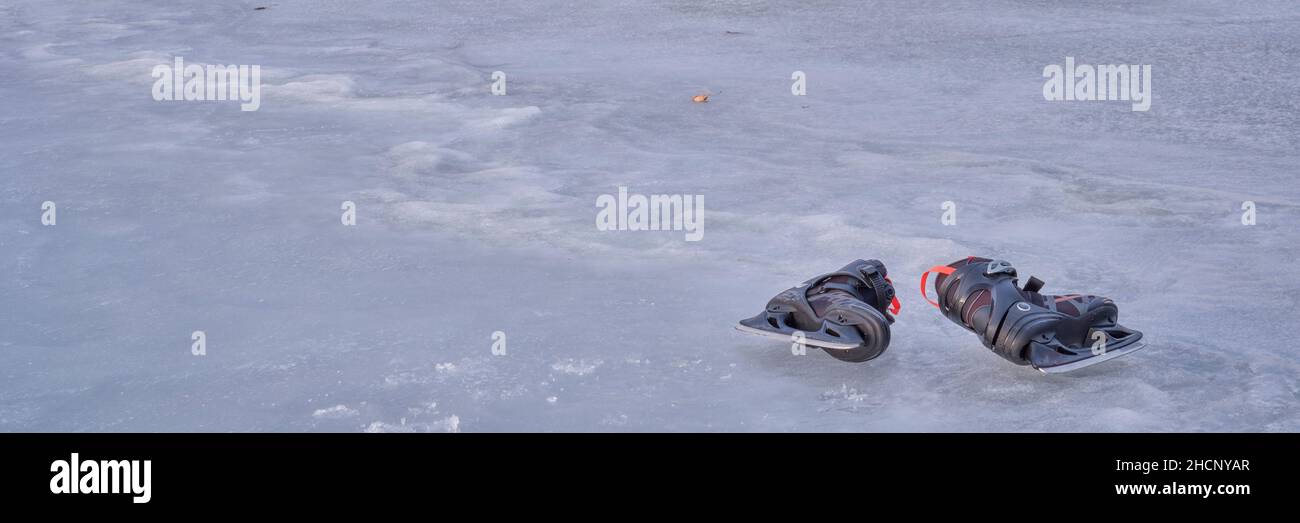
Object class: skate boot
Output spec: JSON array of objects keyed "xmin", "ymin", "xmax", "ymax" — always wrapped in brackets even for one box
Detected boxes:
[
  {"xmin": 737, "ymin": 259, "xmax": 900, "ymax": 362},
  {"xmin": 921, "ymin": 257, "xmax": 1145, "ymax": 373}
]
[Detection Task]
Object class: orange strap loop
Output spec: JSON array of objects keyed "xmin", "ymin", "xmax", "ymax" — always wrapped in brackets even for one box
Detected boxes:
[{"xmin": 920, "ymin": 265, "xmax": 955, "ymax": 308}]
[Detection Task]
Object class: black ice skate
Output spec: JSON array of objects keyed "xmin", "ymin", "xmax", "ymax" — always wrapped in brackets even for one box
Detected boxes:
[
  {"xmin": 737, "ymin": 259, "xmax": 899, "ymax": 362},
  {"xmin": 921, "ymin": 257, "xmax": 1145, "ymax": 373}
]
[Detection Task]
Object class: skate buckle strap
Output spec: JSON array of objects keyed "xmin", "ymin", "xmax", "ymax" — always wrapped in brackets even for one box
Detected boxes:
[
  {"xmin": 985, "ymin": 260, "xmax": 1015, "ymax": 276},
  {"xmin": 920, "ymin": 265, "xmax": 956, "ymax": 308},
  {"xmin": 1022, "ymin": 276, "xmax": 1045, "ymax": 293},
  {"xmin": 858, "ymin": 264, "xmax": 900, "ymax": 316},
  {"xmin": 884, "ymin": 277, "xmax": 901, "ymax": 315}
]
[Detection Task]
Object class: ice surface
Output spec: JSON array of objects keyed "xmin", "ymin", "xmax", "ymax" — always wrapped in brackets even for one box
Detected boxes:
[{"xmin": 1, "ymin": 1, "xmax": 1297, "ymax": 431}]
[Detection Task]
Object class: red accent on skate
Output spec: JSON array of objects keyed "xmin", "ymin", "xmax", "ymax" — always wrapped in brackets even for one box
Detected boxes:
[{"xmin": 921, "ymin": 265, "xmax": 956, "ymax": 308}]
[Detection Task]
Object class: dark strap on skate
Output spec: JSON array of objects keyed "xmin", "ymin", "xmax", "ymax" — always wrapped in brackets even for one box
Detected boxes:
[
  {"xmin": 857, "ymin": 265, "xmax": 895, "ymax": 316},
  {"xmin": 818, "ymin": 282, "xmax": 860, "ymax": 295},
  {"xmin": 920, "ymin": 265, "xmax": 955, "ymax": 308},
  {"xmin": 813, "ymin": 275, "xmax": 899, "ymax": 315},
  {"xmin": 1023, "ymin": 276, "xmax": 1044, "ymax": 293}
]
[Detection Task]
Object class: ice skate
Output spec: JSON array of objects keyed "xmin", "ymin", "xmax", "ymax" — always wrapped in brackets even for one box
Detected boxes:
[
  {"xmin": 737, "ymin": 259, "xmax": 899, "ymax": 362},
  {"xmin": 921, "ymin": 257, "xmax": 1145, "ymax": 373}
]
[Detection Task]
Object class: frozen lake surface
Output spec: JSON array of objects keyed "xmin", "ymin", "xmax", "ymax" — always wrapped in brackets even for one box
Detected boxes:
[{"xmin": 2, "ymin": 1, "xmax": 1297, "ymax": 431}]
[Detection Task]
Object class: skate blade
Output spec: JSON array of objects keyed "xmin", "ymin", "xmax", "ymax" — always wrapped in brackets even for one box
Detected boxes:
[
  {"xmin": 734, "ymin": 323, "xmax": 860, "ymax": 350},
  {"xmin": 1034, "ymin": 340, "xmax": 1147, "ymax": 374}
]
